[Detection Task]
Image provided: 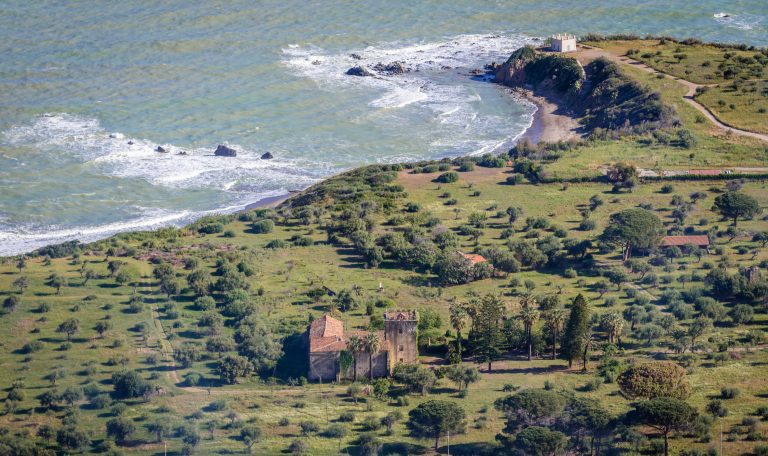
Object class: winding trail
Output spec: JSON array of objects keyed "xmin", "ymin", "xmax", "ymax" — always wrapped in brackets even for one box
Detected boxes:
[{"xmin": 579, "ymin": 46, "xmax": 768, "ymax": 143}]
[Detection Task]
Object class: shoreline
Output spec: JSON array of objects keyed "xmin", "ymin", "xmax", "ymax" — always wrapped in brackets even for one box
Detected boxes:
[
  {"xmin": 511, "ymin": 87, "xmax": 581, "ymax": 144},
  {"xmin": 243, "ymin": 192, "xmax": 293, "ymax": 211},
  {"xmin": 4, "ymin": 76, "xmax": 582, "ymax": 258},
  {"xmin": 241, "ymin": 86, "xmax": 583, "ymax": 213}
]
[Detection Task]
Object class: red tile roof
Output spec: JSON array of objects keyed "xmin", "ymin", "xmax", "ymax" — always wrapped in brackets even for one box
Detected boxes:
[
  {"xmin": 308, "ymin": 315, "xmax": 345, "ymax": 353},
  {"xmin": 308, "ymin": 315, "xmax": 389, "ymax": 353},
  {"xmin": 689, "ymin": 169, "xmax": 722, "ymax": 176},
  {"xmin": 309, "ymin": 314, "xmax": 343, "ymax": 339},
  {"xmin": 459, "ymin": 252, "xmax": 487, "ymax": 265},
  {"xmin": 661, "ymin": 235, "xmax": 710, "ymax": 247}
]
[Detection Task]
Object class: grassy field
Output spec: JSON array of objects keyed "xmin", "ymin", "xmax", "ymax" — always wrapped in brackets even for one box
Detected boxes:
[
  {"xmin": 583, "ymin": 39, "xmax": 768, "ymax": 135},
  {"xmin": 695, "ymin": 80, "xmax": 768, "ymax": 134},
  {"xmin": 582, "ymin": 39, "xmax": 766, "ymax": 84},
  {"xmin": 0, "ymin": 41, "xmax": 767, "ymax": 456}
]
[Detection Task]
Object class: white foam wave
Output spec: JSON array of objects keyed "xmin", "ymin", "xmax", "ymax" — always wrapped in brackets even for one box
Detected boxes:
[
  {"xmin": 0, "ymin": 192, "xmax": 285, "ymax": 256},
  {"xmin": 713, "ymin": 13, "xmax": 762, "ymax": 30},
  {"xmin": 3, "ymin": 113, "xmax": 327, "ymax": 192},
  {"xmin": 369, "ymin": 86, "xmax": 428, "ymax": 108},
  {"xmin": 282, "ymin": 33, "xmax": 532, "ymax": 112}
]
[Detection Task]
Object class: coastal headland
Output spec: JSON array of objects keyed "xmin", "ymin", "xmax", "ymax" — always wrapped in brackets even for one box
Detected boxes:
[{"xmin": 0, "ymin": 35, "xmax": 767, "ymax": 456}]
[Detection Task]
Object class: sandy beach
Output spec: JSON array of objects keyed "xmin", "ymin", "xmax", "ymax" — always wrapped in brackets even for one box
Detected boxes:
[
  {"xmin": 244, "ymin": 193, "xmax": 292, "ymax": 211},
  {"xmin": 515, "ymin": 88, "xmax": 581, "ymax": 144}
]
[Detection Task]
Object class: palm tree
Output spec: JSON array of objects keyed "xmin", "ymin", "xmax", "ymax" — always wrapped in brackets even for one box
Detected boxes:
[
  {"xmin": 543, "ymin": 308, "xmax": 566, "ymax": 360},
  {"xmin": 364, "ymin": 332, "xmax": 381, "ymax": 381},
  {"xmin": 449, "ymin": 303, "xmax": 467, "ymax": 357},
  {"xmin": 346, "ymin": 335, "xmax": 364, "ymax": 382},
  {"xmin": 600, "ymin": 312, "xmax": 625, "ymax": 346},
  {"xmin": 519, "ymin": 295, "xmax": 540, "ymax": 361}
]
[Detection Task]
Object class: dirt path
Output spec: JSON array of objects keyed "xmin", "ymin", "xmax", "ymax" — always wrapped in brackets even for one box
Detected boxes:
[
  {"xmin": 578, "ymin": 46, "xmax": 768, "ymax": 143},
  {"xmin": 148, "ymin": 302, "xmax": 190, "ymax": 388}
]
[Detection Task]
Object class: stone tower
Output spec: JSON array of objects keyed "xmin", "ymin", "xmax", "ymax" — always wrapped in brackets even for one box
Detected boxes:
[{"xmin": 384, "ymin": 310, "xmax": 418, "ymax": 368}]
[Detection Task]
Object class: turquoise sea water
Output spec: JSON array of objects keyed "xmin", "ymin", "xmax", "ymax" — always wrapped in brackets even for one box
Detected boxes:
[{"xmin": 0, "ymin": 0, "xmax": 765, "ymax": 255}]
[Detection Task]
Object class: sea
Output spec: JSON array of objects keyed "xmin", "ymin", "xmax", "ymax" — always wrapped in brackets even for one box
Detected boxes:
[{"xmin": 1, "ymin": 0, "xmax": 766, "ymax": 255}]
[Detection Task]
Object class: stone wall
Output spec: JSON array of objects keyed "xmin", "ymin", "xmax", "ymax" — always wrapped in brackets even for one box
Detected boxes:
[
  {"xmin": 308, "ymin": 351, "xmax": 339, "ymax": 382},
  {"xmin": 385, "ymin": 319, "xmax": 418, "ymax": 370},
  {"xmin": 352, "ymin": 351, "xmax": 388, "ymax": 380}
]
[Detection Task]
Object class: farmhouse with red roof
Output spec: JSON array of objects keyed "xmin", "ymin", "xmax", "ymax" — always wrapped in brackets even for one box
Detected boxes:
[
  {"xmin": 459, "ymin": 252, "xmax": 487, "ymax": 265},
  {"xmin": 306, "ymin": 311, "xmax": 418, "ymax": 382}
]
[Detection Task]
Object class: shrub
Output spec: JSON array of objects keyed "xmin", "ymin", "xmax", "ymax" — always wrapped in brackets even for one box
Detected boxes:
[
  {"xmin": 265, "ymin": 239, "xmax": 287, "ymax": 249},
  {"xmin": 323, "ymin": 424, "xmax": 347, "ymax": 438},
  {"xmin": 579, "ymin": 219, "xmax": 596, "ymax": 231},
  {"xmin": 361, "ymin": 415, "xmax": 382, "ymax": 431},
  {"xmin": 338, "ymin": 411, "xmax": 355, "ymax": 422},
  {"xmin": 436, "ymin": 172, "xmax": 459, "ymax": 183},
  {"xmin": 208, "ymin": 399, "xmax": 228, "ymax": 411},
  {"xmin": 288, "ymin": 439, "xmax": 309, "ymax": 455},
  {"xmin": 721, "ymin": 387, "xmax": 740, "ymax": 399},
  {"xmin": 251, "ymin": 219, "xmax": 274, "ymax": 234},
  {"xmin": 198, "ymin": 222, "xmax": 224, "ymax": 234},
  {"xmin": 299, "ymin": 421, "xmax": 319, "ymax": 436},
  {"xmin": 458, "ymin": 162, "xmax": 475, "ymax": 172}
]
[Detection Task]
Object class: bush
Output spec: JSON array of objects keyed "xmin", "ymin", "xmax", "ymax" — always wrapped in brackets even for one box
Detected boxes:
[
  {"xmin": 338, "ymin": 411, "xmax": 355, "ymax": 422},
  {"xmin": 288, "ymin": 439, "xmax": 309, "ymax": 455},
  {"xmin": 208, "ymin": 399, "xmax": 228, "ymax": 411},
  {"xmin": 361, "ymin": 415, "xmax": 382, "ymax": 431},
  {"xmin": 265, "ymin": 239, "xmax": 287, "ymax": 249},
  {"xmin": 458, "ymin": 162, "xmax": 475, "ymax": 172},
  {"xmin": 299, "ymin": 421, "xmax": 319, "ymax": 436},
  {"xmin": 251, "ymin": 219, "xmax": 274, "ymax": 234},
  {"xmin": 436, "ymin": 172, "xmax": 459, "ymax": 183},
  {"xmin": 198, "ymin": 222, "xmax": 224, "ymax": 234},
  {"xmin": 405, "ymin": 202, "xmax": 421, "ymax": 213},
  {"xmin": 579, "ymin": 219, "xmax": 597, "ymax": 231},
  {"xmin": 721, "ymin": 387, "xmax": 740, "ymax": 399},
  {"xmin": 323, "ymin": 424, "xmax": 347, "ymax": 438}
]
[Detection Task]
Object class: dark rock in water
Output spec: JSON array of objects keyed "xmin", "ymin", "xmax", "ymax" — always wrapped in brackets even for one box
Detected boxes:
[
  {"xmin": 346, "ymin": 66, "xmax": 373, "ymax": 77},
  {"xmin": 311, "ymin": 60, "xmax": 321, "ymax": 65},
  {"xmin": 214, "ymin": 145, "xmax": 237, "ymax": 157},
  {"xmin": 178, "ymin": 151, "xmax": 187, "ymax": 155},
  {"xmin": 261, "ymin": 152, "xmax": 274, "ymax": 160},
  {"xmin": 108, "ymin": 134, "xmax": 116, "ymax": 139},
  {"xmin": 127, "ymin": 141, "xmax": 134, "ymax": 145},
  {"xmin": 350, "ymin": 53, "xmax": 363, "ymax": 60},
  {"xmin": 373, "ymin": 61, "xmax": 407, "ymax": 75},
  {"xmin": 156, "ymin": 146, "xmax": 167, "ymax": 153}
]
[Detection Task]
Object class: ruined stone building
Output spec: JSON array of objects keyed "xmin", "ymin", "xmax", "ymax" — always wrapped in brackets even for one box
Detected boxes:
[{"xmin": 306, "ymin": 310, "xmax": 418, "ymax": 382}]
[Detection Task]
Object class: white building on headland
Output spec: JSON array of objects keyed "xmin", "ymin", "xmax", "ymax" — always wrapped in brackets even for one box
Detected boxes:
[{"xmin": 551, "ymin": 33, "xmax": 577, "ymax": 53}]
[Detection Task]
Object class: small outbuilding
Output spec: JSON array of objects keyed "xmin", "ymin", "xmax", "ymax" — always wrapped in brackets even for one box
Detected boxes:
[
  {"xmin": 551, "ymin": 33, "xmax": 577, "ymax": 53},
  {"xmin": 459, "ymin": 252, "xmax": 488, "ymax": 265},
  {"xmin": 660, "ymin": 235, "xmax": 710, "ymax": 250}
]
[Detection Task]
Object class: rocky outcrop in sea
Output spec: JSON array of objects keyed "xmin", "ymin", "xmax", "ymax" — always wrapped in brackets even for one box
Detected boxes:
[
  {"xmin": 214, "ymin": 145, "xmax": 237, "ymax": 157},
  {"xmin": 346, "ymin": 66, "xmax": 374, "ymax": 77}
]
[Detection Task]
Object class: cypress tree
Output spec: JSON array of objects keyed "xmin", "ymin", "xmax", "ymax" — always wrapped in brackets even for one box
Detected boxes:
[{"xmin": 561, "ymin": 294, "xmax": 590, "ymax": 369}]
